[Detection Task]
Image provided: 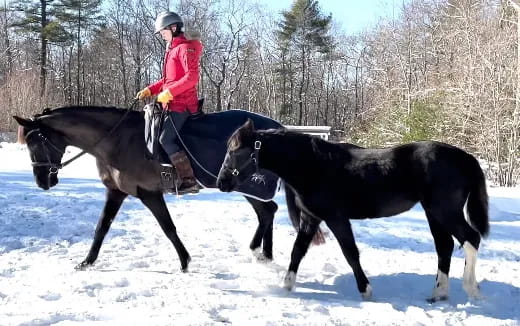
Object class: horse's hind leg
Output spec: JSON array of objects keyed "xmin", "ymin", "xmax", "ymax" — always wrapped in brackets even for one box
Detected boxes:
[
  {"xmin": 427, "ymin": 206, "xmax": 481, "ymax": 299},
  {"xmin": 244, "ymin": 197, "xmax": 277, "ymax": 261},
  {"xmin": 325, "ymin": 218, "xmax": 371, "ymax": 300},
  {"xmin": 450, "ymin": 213, "xmax": 481, "ymax": 299},
  {"xmin": 284, "ymin": 216, "xmax": 321, "ymax": 290},
  {"xmin": 76, "ymin": 188, "xmax": 128, "ymax": 270},
  {"xmin": 137, "ymin": 187, "xmax": 191, "ymax": 272},
  {"xmin": 424, "ymin": 208, "xmax": 454, "ymax": 302}
]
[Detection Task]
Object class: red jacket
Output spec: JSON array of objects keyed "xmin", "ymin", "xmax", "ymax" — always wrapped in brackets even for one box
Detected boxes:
[{"xmin": 148, "ymin": 33, "xmax": 203, "ymax": 113}]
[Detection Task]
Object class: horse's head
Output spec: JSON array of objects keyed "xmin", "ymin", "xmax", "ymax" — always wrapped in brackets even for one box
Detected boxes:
[
  {"xmin": 217, "ymin": 119, "xmax": 259, "ymax": 192},
  {"xmin": 13, "ymin": 115, "xmax": 66, "ymax": 190}
]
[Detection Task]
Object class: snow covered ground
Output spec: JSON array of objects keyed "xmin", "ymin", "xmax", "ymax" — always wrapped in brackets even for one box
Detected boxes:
[{"xmin": 0, "ymin": 142, "xmax": 519, "ymax": 325}]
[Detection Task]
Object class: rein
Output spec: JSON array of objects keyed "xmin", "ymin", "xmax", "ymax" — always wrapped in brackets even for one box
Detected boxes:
[{"xmin": 30, "ymin": 99, "xmax": 139, "ymax": 172}]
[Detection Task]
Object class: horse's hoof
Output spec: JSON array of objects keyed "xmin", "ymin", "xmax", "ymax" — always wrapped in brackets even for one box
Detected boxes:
[
  {"xmin": 426, "ymin": 295, "xmax": 448, "ymax": 303},
  {"xmin": 283, "ymin": 271, "xmax": 296, "ymax": 290},
  {"xmin": 74, "ymin": 261, "xmax": 92, "ymax": 271},
  {"xmin": 251, "ymin": 248, "xmax": 272, "ymax": 263},
  {"xmin": 181, "ymin": 256, "xmax": 192, "ymax": 273},
  {"xmin": 361, "ymin": 284, "xmax": 372, "ymax": 300},
  {"xmin": 463, "ymin": 283, "xmax": 481, "ymax": 299}
]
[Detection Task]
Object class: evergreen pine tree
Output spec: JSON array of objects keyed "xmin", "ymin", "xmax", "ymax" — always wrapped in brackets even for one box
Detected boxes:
[
  {"xmin": 54, "ymin": 0, "xmax": 103, "ymax": 104},
  {"xmin": 10, "ymin": 0, "xmax": 70, "ymax": 96},
  {"xmin": 277, "ymin": 0, "xmax": 332, "ymax": 124}
]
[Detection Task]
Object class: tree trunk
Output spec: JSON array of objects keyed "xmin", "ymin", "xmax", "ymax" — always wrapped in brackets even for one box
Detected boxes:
[
  {"xmin": 39, "ymin": 0, "xmax": 48, "ymax": 98},
  {"xmin": 76, "ymin": 3, "xmax": 82, "ymax": 105}
]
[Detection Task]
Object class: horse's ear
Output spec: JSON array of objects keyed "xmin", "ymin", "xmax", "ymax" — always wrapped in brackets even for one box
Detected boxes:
[
  {"xmin": 242, "ymin": 118, "xmax": 255, "ymax": 132},
  {"xmin": 13, "ymin": 116, "xmax": 36, "ymax": 129}
]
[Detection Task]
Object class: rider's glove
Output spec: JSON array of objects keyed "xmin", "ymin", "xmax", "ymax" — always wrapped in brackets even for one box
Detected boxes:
[
  {"xmin": 157, "ymin": 89, "xmax": 174, "ymax": 104},
  {"xmin": 135, "ymin": 87, "xmax": 151, "ymax": 100}
]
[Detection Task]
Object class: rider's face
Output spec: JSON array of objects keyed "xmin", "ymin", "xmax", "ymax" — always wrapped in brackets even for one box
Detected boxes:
[{"xmin": 160, "ymin": 26, "xmax": 175, "ymax": 42}]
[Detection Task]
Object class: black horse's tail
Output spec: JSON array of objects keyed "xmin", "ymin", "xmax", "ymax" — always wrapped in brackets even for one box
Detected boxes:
[
  {"xmin": 284, "ymin": 184, "xmax": 326, "ymax": 245},
  {"xmin": 466, "ymin": 157, "xmax": 490, "ymax": 237}
]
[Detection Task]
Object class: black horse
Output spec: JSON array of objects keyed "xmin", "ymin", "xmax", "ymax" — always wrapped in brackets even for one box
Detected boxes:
[
  {"xmin": 217, "ymin": 120, "xmax": 489, "ymax": 302},
  {"xmin": 13, "ymin": 106, "xmax": 315, "ymax": 272}
]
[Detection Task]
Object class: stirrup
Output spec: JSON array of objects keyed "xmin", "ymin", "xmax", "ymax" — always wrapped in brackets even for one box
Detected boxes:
[{"xmin": 159, "ymin": 165, "xmax": 175, "ymax": 190}]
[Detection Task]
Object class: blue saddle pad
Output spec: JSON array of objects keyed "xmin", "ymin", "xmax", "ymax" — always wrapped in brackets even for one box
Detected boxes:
[{"xmin": 177, "ymin": 110, "xmax": 282, "ymax": 202}]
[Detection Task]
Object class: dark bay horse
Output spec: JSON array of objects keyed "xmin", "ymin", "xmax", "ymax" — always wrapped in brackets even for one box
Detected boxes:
[
  {"xmin": 13, "ymin": 106, "xmax": 311, "ymax": 272},
  {"xmin": 217, "ymin": 119, "xmax": 489, "ymax": 302}
]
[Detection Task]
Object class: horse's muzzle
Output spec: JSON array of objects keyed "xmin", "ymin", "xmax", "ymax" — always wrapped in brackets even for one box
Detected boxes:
[{"xmin": 216, "ymin": 175, "xmax": 233, "ymax": 192}]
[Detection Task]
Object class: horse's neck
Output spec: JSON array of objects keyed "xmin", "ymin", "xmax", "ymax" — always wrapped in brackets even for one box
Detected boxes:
[
  {"xmin": 43, "ymin": 111, "xmax": 121, "ymax": 154},
  {"xmin": 257, "ymin": 132, "xmax": 314, "ymax": 189}
]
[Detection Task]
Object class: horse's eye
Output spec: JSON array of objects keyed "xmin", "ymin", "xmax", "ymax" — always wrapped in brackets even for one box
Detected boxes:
[{"xmin": 229, "ymin": 138, "xmax": 240, "ymax": 151}]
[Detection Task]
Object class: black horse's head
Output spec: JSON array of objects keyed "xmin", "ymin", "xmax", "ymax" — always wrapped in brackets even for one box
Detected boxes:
[
  {"xmin": 13, "ymin": 115, "xmax": 66, "ymax": 190},
  {"xmin": 217, "ymin": 119, "xmax": 260, "ymax": 192}
]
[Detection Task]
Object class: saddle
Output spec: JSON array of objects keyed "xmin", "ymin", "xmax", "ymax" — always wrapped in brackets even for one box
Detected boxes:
[{"xmin": 144, "ymin": 99, "xmax": 205, "ymax": 193}]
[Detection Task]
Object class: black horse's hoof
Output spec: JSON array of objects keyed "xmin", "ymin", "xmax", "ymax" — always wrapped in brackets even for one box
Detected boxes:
[
  {"xmin": 75, "ymin": 261, "xmax": 93, "ymax": 271},
  {"xmin": 180, "ymin": 256, "xmax": 192, "ymax": 273},
  {"xmin": 426, "ymin": 295, "xmax": 448, "ymax": 303},
  {"xmin": 251, "ymin": 248, "xmax": 272, "ymax": 263}
]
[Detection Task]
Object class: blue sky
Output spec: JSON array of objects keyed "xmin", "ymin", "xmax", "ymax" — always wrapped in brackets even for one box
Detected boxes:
[{"xmin": 259, "ymin": 0, "xmax": 399, "ymax": 34}]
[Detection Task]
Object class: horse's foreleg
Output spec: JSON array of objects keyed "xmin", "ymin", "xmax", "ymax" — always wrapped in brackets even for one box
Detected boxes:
[
  {"xmin": 325, "ymin": 218, "xmax": 371, "ymax": 300},
  {"xmin": 137, "ymin": 187, "xmax": 191, "ymax": 272},
  {"xmin": 76, "ymin": 188, "xmax": 128, "ymax": 270},
  {"xmin": 283, "ymin": 216, "xmax": 320, "ymax": 290},
  {"xmin": 245, "ymin": 197, "xmax": 277, "ymax": 261}
]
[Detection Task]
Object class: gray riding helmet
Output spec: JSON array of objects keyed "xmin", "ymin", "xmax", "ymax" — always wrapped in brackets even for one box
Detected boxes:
[{"xmin": 154, "ymin": 11, "xmax": 183, "ymax": 34}]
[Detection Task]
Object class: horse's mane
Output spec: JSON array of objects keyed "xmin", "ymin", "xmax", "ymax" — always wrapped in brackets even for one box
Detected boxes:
[
  {"xmin": 33, "ymin": 106, "xmax": 145, "ymax": 129},
  {"xmin": 35, "ymin": 105, "xmax": 132, "ymax": 118},
  {"xmin": 258, "ymin": 128, "xmax": 359, "ymax": 162}
]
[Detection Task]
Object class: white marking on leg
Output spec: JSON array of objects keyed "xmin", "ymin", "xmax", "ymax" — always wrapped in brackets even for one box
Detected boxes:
[
  {"xmin": 463, "ymin": 241, "xmax": 480, "ymax": 298},
  {"xmin": 361, "ymin": 284, "xmax": 372, "ymax": 300},
  {"xmin": 283, "ymin": 271, "xmax": 296, "ymax": 290},
  {"xmin": 430, "ymin": 269, "xmax": 449, "ymax": 301},
  {"xmin": 251, "ymin": 247, "xmax": 265, "ymax": 263}
]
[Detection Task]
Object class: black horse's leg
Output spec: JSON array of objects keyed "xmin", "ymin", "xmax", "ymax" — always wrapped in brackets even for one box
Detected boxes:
[
  {"xmin": 283, "ymin": 216, "xmax": 320, "ymax": 290},
  {"xmin": 428, "ymin": 206, "xmax": 481, "ymax": 299},
  {"xmin": 76, "ymin": 188, "xmax": 128, "ymax": 270},
  {"xmin": 137, "ymin": 187, "xmax": 191, "ymax": 272},
  {"xmin": 244, "ymin": 197, "xmax": 277, "ymax": 261},
  {"xmin": 424, "ymin": 207, "xmax": 454, "ymax": 302},
  {"xmin": 325, "ymin": 218, "xmax": 371, "ymax": 299}
]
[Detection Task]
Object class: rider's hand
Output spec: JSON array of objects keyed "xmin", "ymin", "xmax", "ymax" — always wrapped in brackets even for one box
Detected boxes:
[
  {"xmin": 135, "ymin": 87, "xmax": 151, "ymax": 100},
  {"xmin": 157, "ymin": 89, "xmax": 174, "ymax": 104}
]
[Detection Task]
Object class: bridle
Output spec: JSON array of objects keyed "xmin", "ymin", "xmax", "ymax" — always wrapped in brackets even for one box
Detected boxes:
[
  {"xmin": 26, "ymin": 100, "xmax": 138, "ymax": 176},
  {"xmin": 26, "ymin": 128, "xmax": 64, "ymax": 174},
  {"xmin": 226, "ymin": 140, "xmax": 262, "ymax": 179}
]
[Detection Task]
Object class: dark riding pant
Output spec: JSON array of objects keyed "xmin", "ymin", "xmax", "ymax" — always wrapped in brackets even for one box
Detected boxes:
[{"xmin": 159, "ymin": 111, "xmax": 190, "ymax": 156}]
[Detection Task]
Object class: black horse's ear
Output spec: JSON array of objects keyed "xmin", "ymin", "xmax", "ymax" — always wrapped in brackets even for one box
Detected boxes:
[
  {"xmin": 242, "ymin": 118, "xmax": 255, "ymax": 133},
  {"xmin": 13, "ymin": 116, "xmax": 36, "ymax": 129}
]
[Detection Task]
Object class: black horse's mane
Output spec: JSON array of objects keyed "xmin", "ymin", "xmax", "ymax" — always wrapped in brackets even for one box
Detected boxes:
[
  {"xmin": 33, "ymin": 106, "xmax": 144, "ymax": 127},
  {"xmin": 34, "ymin": 105, "xmax": 137, "ymax": 118},
  {"xmin": 256, "ymin": 128, "xmax": 363, "ymax": 162}
]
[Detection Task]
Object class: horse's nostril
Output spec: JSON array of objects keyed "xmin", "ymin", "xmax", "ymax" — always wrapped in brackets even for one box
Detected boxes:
[{"xmin": 217, "ymin": 179, "xmax": 230, "ymax": 192}]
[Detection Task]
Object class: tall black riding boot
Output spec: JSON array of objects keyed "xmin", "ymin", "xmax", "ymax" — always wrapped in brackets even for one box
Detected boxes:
[{"xmin": 170, "ymin": 151, "xmax": 200, "ymax": 194}]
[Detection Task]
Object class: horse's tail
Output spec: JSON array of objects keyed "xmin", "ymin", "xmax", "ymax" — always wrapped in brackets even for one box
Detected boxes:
[
  {"xmin": 284, "ymin": 183, "xmax": 326, "ymax": 245},
  {"xmin": 466, "ymin": 157, "xmax": 490, "ymax": 237}
]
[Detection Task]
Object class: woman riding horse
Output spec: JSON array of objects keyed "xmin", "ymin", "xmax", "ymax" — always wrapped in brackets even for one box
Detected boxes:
[{"xmin": 136, "ymin": 11, "xmax": 202, "ymax": 194}]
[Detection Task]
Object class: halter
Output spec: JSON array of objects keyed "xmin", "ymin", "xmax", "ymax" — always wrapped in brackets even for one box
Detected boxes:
[
  {"xmin": 27, "ymin": 100, "xmax": 138, "ymax": 176},
  {"xmin": 229, "ymin": 140, "xmax": 262, "ymax": 178}
]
